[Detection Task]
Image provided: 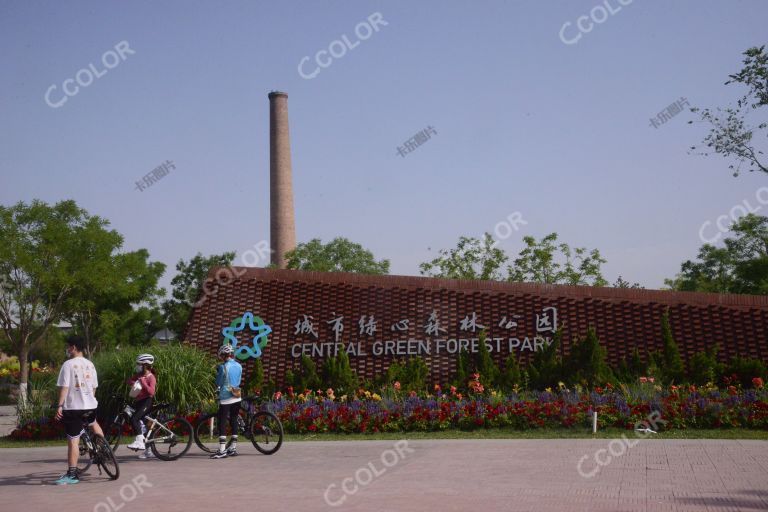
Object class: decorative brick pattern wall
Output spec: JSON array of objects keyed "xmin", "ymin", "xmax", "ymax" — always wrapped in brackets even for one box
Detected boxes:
[{"xmin": 185, "ymin": 268, "xmax": 768, "ymax": 386}]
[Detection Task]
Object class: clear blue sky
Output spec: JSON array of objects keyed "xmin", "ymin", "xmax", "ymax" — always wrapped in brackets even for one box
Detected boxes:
[{"xmin": 1, "ymin": 0, "xmax": 767, "ymax": 293}]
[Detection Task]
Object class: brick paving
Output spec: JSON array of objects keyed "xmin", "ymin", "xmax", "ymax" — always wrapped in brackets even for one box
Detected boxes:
[{"xmin": 0, "ymin": 439, "xmax": 766, "ymax": 511}]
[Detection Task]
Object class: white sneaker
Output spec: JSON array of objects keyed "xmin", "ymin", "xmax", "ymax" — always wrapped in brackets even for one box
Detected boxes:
[
  {"xmin": 138, "ymin": 448, "xmax": 154, "ymax": 459},
  {"xmin": 127, "ymin": 435, "xmax": 145, "ymax": 450}
]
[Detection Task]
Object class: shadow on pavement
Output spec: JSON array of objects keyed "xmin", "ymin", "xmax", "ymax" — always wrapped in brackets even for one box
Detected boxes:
[
  {"xmin": 0, "ymin": 469, "xmax": 114, "ymax": 486},
  {"xmin": 676, "ymin": 489, "xmax": 768, "ymax": 510}
]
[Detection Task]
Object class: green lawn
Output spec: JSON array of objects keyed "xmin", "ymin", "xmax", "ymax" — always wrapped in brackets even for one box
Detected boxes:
[{"xmin": 2, "ymin": 428, "xmax": 767, "ymax": 448}]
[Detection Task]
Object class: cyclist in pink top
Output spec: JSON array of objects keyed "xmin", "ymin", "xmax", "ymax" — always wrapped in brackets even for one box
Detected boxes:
[{"xmin": 126, "ymin": 353, "xmax": 157, "ymax": 456}]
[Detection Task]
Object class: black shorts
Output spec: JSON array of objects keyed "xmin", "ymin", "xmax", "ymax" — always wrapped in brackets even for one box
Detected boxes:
[{"xmin": 61, "ymin": 409, "xmax": 97, "ymax": 439}]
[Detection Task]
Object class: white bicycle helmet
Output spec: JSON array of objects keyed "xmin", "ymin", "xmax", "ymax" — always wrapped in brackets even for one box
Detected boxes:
[
  {"xmin": 218, "ymin": 344, "xmax": 234, "ymax": 356},
  {"xmin": 136, "ymin": 353, "xmax": 155, "ymax": 365}
]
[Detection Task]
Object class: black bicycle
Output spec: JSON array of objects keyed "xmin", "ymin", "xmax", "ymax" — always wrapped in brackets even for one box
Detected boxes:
[
  {"xmin": 193, "ymin": 395, "xmax": 284, "ymax": 455},
  {"xmin": 104, "ymin": 395, "xmax": 194, "ymax": 461},
  {"xmin": 70, "ymin": 411, "xmax": 119, "ymax": 480}
]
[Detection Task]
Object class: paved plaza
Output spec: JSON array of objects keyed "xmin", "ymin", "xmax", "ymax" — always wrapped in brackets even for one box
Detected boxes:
[{"xmin": 0, "ymin": 439, "xmax": 767, "ymax": 511}]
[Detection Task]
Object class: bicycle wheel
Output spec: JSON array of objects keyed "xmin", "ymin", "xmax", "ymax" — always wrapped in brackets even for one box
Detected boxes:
[
  {"xmin": 250, "ymin": 411, "xmax": 283, "ymax": 455},
  {"xmin": 76, "ymin": 437, "xmax": 93, "ymax": 473},
  {"xmin": 194, "ymin": 410, "xmax": 246, "ymax": 453},
  {"xmin": 92, "ymin": 435, "xmax": 120, "ymax": 480},
  {"xmin": 194, "ymin": 413, "xmax": 218, "ymax": 453},
  {"xmin": 105, "ymin": 417, "xmax": 126, "ymax": 453},
  {"xmin": 148, "ymin": 417, "xmax": 193, "ymax": 461}
]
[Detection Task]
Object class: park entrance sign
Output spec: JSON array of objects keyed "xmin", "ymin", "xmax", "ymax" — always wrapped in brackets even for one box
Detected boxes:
[{"xmin": 185, "ymin": 268, "xmax": 768, "ymax": 385}]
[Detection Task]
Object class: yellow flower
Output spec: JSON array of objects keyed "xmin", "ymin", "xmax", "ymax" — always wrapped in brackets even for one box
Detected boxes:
[
  {"xmin": 558, "ymin": 381, "xmax": 565, "ymax": 389},
  {"xmin": 545, "ymin": 387, "xmax": 552, "ymax": 393},
  {"xmin": 371, "ymin": 393, "xmax": 382, "ymax": 401}
]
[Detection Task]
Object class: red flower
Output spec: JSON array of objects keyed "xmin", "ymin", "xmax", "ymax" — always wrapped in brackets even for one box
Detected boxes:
[{"xmin": 753, "ymin": 377, "xmax": 764, "ymax": 389}]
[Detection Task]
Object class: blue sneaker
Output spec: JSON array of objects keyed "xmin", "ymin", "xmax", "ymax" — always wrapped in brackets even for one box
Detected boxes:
[{"xmin": 54, "ymin": 472, "xmax": 79, "ymax": 485}]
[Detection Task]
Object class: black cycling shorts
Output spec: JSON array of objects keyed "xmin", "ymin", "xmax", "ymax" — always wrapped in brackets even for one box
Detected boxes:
[{"xmin": 61, "ymin": 409, "xmax": 97, "ymax": 439}]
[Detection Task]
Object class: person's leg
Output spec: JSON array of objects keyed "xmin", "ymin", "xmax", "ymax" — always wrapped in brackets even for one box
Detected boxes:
[
  {"xmin": 131, "ymin": 398, "xmax": 152, "ymax": 434},
  {"xmin": 67, "ymin": 437, "xmax": 78, "ymax": 467},
  {"xmin": 84, "ymin": 409, "xmax": 104, "ymax": 437},
  {"xmin": 56, "ymin": 411, "xmax": 82, "ymax": 484},
  {"xmin": 128, "ymin": 399, "xmax": 152, "ymax": 449},
  {"xmin": 228, "ymin": 402, "xmax": 240, "ymax": 454},
  {"xmin": 91, "ymin": 420, "xmax": 104, "ymax": 437},
  {"xmin": 211, "ymin": 403, "xmax": 229, "ymax": 458}
]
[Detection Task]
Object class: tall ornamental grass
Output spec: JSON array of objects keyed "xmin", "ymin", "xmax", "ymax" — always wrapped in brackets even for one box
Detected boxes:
[{"xmin": 92, "ymin": 344, "xmax": 217, "ymax": 414}]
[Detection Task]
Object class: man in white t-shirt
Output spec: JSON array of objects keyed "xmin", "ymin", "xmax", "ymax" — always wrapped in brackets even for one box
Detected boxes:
[{"xmin": 54, "ymin": 336, "xmax": 104, "ymax": 485}]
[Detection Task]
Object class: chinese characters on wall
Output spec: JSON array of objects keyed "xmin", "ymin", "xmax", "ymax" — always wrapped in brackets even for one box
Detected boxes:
[{"xmin": 289, "ymin": 307, "xmax": 559, "ymax": 359}]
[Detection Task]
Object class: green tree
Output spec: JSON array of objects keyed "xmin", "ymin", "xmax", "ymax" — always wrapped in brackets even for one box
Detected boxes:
[
  {"xmin": 452, "ymin": 348, "xmax": 472, "ymax": 390},
  {"xmin": 724, "ymin": 355, "xmax": 767, "ymax": 388},
  {"xmin": 386, "ymin": 358, "xmax": 430, "ymax": 393},
  {"xmin": 420, "ymin": 233, "xmax": 507, "ymax": 280},
  {"xmin": 564, "ymin": 328, "xmax": 613, "ymax": 388},
  {"xmin": 658, "ymin": 311, "xmax": 685, "ymax": 384},
  {"xmin": 687, "ymin": 345, "xmax": 723, "ymax": 385},
  {"xmin": 98, "ymin": 306, "xmax": 166, "ymax": 348},
  {"xmin": 244, "ymin": 359, "xmax": 265, "ymax": 394},
  {"xmin": 527, "ymin": 329, "xmax": 563, "ymax": 390},
  {"xmin": 497, "ymin": 353, "xmax": 522, "ymax": 392},
  {"xmin": 614, "ymin": 347, "xmax": 648, "ymax": 383},
  {"xmin": 689, "ymin": 45, "xmax": 767, "ymax": 176},
  {"xmin": 162, "ymin": 252, "xmax": 235, "ymax": 338},
  {"xmin": 475, "ymin": 330, "xmax": 499, "ymax": 387},
  {"xmin": 613, "ymin": 276, "xmax": 644, "ymax": 289},
  {"xmin": 0, "ymin": 200, "xmax": 160, "ymax": 399},
  {"xmin": 285, "ymin": 238, "xmax": 389, "ymax": 274},
  {"xmin": 665, "ymin": 214, "xmax": 768, "ymax": 294},
  {"xmin": 321, "ymin": 351, "xmax": 359, "ymax": 395},
  {"xmin": 285, "ymin": 354, "xmax": 322, "ymax": 392},
  {"xmin": 508, "ymin": 233, "xmax": 608, "ymax": 286},
  {"xmin": 64, "ymin": 248, "xmax": 165, "ymax": 353}
]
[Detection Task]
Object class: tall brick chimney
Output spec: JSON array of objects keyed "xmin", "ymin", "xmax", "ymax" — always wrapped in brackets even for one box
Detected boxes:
[{"xmin": 268, "ymin": 91, "xmax": 297, "ymax": 269}]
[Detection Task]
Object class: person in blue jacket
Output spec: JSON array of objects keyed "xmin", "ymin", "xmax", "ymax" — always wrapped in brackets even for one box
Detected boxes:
[{"xmin": 211, "ymin": 344, "xmax": 243, "ymax": 459}]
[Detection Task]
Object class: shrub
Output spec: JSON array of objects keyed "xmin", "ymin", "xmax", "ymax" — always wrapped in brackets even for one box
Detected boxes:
[
  {"xmin": 658, "ymin": 311, "xmax": 685, "ymax": 383},
  {"xmin": 564, "ymin": 327, "xmax": 613, "ymax": 388},
  {"xmin": 244, "ymin": 358, "xmax": 264, "ymax": 395},
  {"xmin": 321, "ymin": 351, "xmax": 359, "ymax": 395},
  {"xmin": 16, "ymin": 369, "xmax": 57, "ymax": 426},
  {"xmin": 386, "ymin": 357, "xmax": 429, "ymax": 393},
  {"xmin": 452, "ymin": 348, "xmax": 472, "ymax": 391},
  {"xmin": 687, "ymin": 345, "xmax": 723, "ymax": 385},
  {"xmin": 613, "ymin": 347, "xmax": 647, "ymax": 383},
  {"xmin": 92, "ymin": 344, "xmax": 217, "ymax": 414},
  {"xmin": 285, "ymin": 354, "xmax": 322, "ymax": 392},
  {"xmin": 475, "ymin": 330, "xmax": 499, "ymax": 388},
  {"xmin": 527, "ymin": 329, "xmax": 563, "ymax": 390},
  {"xmin": 723, "ymin": 356, "xmax": 768, "ymax": 388},
  {"xmin": 497, "ymin": 353, "xmax": 521, "ymax": 392}
]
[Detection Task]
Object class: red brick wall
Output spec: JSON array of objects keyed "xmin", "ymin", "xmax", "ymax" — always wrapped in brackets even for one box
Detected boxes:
[{"xmin": 184, "ymin": 268, "xmax": 768, "ymax": 386}]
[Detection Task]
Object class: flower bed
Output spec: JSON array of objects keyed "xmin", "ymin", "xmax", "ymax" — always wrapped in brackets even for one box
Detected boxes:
[
  {"xmin": 10, "ymin": 380, "xmax": 768, "ymax": 440},
  {"xmin": 269, "ymin": 384, "xmax": 768, "ymax": 434}
]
